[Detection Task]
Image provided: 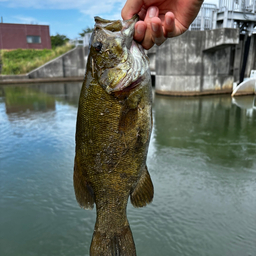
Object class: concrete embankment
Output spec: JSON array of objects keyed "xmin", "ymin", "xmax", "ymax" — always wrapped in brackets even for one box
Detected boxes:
[
  {"xmin": 0, "ymin": 76, "xmax": 84, "ymax": 85},
  {"xmin": 28, "ymin": 46, "xmax": 86, "ymax": 79},
  {"xmin": 155, "ymin": 28, "xmax": 240, "ymax": 96},
  {"xmin": 0, "ymin": 45, "xmax": 87, "ymax": 85},
  {"xmin": 1, "ymin": 29, "xmax": 255, "ymax": 97}
]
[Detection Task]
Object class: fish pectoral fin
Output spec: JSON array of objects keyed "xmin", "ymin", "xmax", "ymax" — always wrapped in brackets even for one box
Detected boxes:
[
  {"xmin": 130, "ymin": 166, "xmax": 154, "ymax": 208},
  {"xmin": 73, "ymin": 158, "xmax": 95, "ymax": 209}
]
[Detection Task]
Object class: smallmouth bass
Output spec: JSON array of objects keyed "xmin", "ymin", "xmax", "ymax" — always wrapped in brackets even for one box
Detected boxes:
[{"xmin": 74, "ymin": 15, "xmax": 153, "ymax": 256}]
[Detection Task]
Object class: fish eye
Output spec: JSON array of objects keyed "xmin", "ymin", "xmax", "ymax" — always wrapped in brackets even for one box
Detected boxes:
[{"xmin": 93, "ymin": 42, "xmax": 102, "ymax": 52}]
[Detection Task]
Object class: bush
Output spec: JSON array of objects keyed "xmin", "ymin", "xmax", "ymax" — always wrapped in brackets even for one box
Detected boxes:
[
  {"xmin": 51, "ymin": 34, "xmax": 69, "ymax": 48},
  {"xmin": 0, "ymin": 44, "xmax": 74, "ymax": 75}
]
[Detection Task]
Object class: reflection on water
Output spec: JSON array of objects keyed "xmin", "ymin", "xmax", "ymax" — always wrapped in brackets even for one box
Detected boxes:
[
  {"xmin": 4, "ymin": 87, "xmax": 55, "ymax": 114},
  {"xmin": 0, "ymin": 83, "xmax": 256, "ymax": 256},
  {"xmin": 153, "ymin": 95, "xmax": 256, "ymax": 169}
]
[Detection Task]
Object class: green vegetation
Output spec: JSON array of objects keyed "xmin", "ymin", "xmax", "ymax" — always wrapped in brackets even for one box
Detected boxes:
[
  {"xmin": 79, "ymin": 27, "xmax": 93, "ymax": 37},
  {"xmin": 51, "ymin": 33, "xmax": 69, "ymax": 48},
  {"xmin": 0, "ymin": 44, "xmax": 74, "ymax": 75}
]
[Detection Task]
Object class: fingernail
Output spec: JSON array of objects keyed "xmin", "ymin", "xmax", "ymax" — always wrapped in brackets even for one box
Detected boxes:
[
  {"xmin": 151, "ymin": 23, "xmax": 158, "ymax": 32},
  {"xmin": 137, "ymin": 24, "xmax": 144, "ymax": 35},
  {"xmin": 148, "ymin": 6, "xmax": 157, "ymax": 18}
]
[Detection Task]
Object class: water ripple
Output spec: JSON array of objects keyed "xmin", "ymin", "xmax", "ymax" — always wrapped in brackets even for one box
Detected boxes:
[{"xmin": 1, "ymin": 85, "xmax": 256, "ymax": 256}]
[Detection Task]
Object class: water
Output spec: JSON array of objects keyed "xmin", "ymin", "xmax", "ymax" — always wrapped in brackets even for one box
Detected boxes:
[{"xmin": 0, "ymin": 83, "xmax": 256, "ymax": 256}]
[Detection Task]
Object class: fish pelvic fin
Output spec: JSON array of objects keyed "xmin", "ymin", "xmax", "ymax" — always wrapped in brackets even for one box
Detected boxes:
[
  {"xmin": 90, "ymin": 225, "xmax": 136, "ymax": 256},
  {"xmin": 130, "ymin": 166, "xmax": 154, "ymax": 207},
  {"xmin": 73, "ymin": 157, "xmax": 95, "ymax": 209}
]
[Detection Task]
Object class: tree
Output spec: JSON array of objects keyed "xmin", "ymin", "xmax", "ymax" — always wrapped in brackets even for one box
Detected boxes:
[
  {"xmin": 79, "ymin": 27, "xmax": 94, "ymax": 37},
  {"xmin": 51, "ymin": 33, "xmax": 69, "ymax": 48}
]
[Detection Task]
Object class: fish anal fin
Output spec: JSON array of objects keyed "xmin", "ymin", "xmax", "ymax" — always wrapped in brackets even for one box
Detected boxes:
[
  {"xmin": 130, "ymin": 166, "xmax": 154, "ymax": 208},
  {"xmin": 73, "ymin": 158, "xmax": 95, "ymax": 209}
]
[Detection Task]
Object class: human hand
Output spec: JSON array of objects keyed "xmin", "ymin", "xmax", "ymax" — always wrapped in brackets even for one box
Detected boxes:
[{"xmin": 121, "ymin": 0, "xmax": 204, "ymax": 49}]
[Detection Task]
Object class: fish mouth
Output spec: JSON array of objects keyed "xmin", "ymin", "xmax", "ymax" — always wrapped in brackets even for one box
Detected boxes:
[
  {"xmin": 106, "ymin": 41, "xmax": 150, "ymax": 94},
  {"xmin": 122, "ymin": 15, "xmax": 139, "ymax": 50},
  {"xmin": 94, "ymin": 15, "xmax": 150, "ymax": 94}
]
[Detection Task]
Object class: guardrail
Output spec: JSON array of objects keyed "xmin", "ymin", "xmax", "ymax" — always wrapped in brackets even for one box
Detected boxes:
[
  {"xmin": 190, "ymin": 3, "xmax": 217, "ymax": 30},
  {"xmin": 70, "ymin": 33, "xmax": 93, "ymax": 47}
]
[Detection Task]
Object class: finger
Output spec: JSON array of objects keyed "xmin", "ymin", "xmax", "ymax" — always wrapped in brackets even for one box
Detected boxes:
[
  {"xmin": 140, "ymin": 6, "xmax": 160, "ymax": 49},
  {"xmin": 163, "ymin": 12, "xmax": 177, "ymax": 38},
  {"xmin": 134, "ymin": 21, "xmax": 146, "ymax": 42},
  {"xmin": 150, "ymin": 17, "xmax": 166, "ymax": 46},
  {"xmin": 138, "ymin": 6, "xmax": 147, "ymax": 21},
  {"xmin": 121, "ymin": 0, "xmax": 144, "ymax": 20},
  {"xmin": 141, "ymin": 24, "xmax": 154, "ymax": 50},
  {"xmin": 144, "ymin": 6, "xmax": 159, "ymax": 21}
]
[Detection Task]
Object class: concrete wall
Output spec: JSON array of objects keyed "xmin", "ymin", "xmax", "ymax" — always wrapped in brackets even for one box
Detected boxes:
[
  {"xmin": 155, "ymin": 28, "xmax": 239, "ymax": 96},
  {"xmin": 245, "ymin": 34, "xmax": 256, "ymax": 78},
  {"xmin": 202, "ymin": 47, "xmax": 233, "ymax": 92},
  {"xmin": 28, "ymin": 46, "xmax": 85, "ymax": 78},
  {"xmin": 146, "ymin": 46, "xmax": 157, "ymax": 75},
  {"xmin": 233, "ymin": 35, "xmax": 245, "ymax": 82}
]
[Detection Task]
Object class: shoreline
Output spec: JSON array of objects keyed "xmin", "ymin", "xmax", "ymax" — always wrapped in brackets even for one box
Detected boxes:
[{"xmin": 0, "ymin": 76, "xmax": 84, "ymax": 85}]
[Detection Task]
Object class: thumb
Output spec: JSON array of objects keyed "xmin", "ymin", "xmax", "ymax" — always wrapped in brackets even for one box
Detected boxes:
[{"xmin": 121, "ymin": 0, "xmax": 144, "ymax": 20}]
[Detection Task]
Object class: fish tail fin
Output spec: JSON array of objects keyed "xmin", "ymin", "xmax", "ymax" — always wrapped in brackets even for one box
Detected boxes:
[{"xmin": 90, "ymin": 224, "xmax": 136, "ymax": 256}]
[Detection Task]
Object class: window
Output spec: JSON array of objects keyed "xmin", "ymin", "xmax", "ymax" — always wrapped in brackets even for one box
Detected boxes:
[{"xmin": 27, "ymin": 35, "xmax": 41, "ymax": 44}]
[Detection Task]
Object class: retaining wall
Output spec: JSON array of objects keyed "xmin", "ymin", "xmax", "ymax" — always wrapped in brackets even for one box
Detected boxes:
[
  {"xmin": 28, "ymin": 46, "xmax": 85, "ymax": 79},
  {"xmin": 155, "ymin": 28, "xmax": 239, "ymax": 96}
]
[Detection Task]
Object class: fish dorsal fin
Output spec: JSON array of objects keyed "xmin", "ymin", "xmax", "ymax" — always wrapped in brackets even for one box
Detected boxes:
[{"xmin": 94, "ymin": 16, "xmax": 122, "ymax": 32}]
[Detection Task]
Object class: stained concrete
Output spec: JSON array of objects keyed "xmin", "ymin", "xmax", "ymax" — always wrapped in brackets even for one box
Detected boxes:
[
  {"xmin": 245, "ymin": 34, "xmax": 256, "ymax": 78},
  {"xmin": 28, "ymin": 46, "xmax": 85, "ymax": 79},
  {"xmin": 0, "ymin": 74, "xmax": 29, "ymax": 81},
  {"xmin": 155, "ymin": 28, "xmax": 239, "ymax": 96}
]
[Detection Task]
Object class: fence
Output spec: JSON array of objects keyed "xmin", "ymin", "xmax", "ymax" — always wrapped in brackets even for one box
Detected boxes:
[
  {"xmin": 219, "ymin": 0, "xmax": 256, "ymax": 12},
  {"xmin": 69, "ymin": 32, "xmax": 92, "ymax": 47},
  {"xmin": 190, "ymin": 3, "xmax": 218, "ymax": 30}
]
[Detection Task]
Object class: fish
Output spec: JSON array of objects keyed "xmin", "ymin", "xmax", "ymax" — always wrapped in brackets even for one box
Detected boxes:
[{"xmin": 73, "ymin": 15, "xmax": 153, "ymax": 256}]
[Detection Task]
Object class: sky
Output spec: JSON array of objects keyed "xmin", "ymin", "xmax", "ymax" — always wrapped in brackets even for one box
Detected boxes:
[{"xmin": 0, "ymin": 0, "xmax": 219, "ymax": 40}]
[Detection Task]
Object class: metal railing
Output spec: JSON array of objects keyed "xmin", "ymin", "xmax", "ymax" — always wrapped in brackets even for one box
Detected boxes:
[
  {"xmin": 190, "ymin": 3, "xmax": 218, "ymax": 30},
  {"xmin": 217, "ymin": 0, "xmax": 256, "ymax": 33},
  {"xmin": 219, "ymin": 0, "xmax": 256, "ymax": 12},
  {"xmin": 70, "ymin": 33, "xmax": 92, "ymax": 47}
]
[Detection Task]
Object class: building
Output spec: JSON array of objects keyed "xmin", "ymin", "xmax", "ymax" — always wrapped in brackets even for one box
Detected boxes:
[
  {"xmin": 0, "ymin": 23, "xmax": 51, "ymax": 50},
  {"xmin": 190, "ymin": 3, "xmax": 218, "ymax": 30}
]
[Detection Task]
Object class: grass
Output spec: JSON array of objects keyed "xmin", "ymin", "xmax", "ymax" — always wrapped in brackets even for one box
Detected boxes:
[{"xmin": 0, "ymin": 44, "xmax": 75, "ymax": 75}]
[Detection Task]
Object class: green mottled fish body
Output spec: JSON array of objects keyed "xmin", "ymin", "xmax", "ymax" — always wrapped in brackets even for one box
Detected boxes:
[{"xmin": 74, "ymin": 15, "xmax": 153, "ymax": 256}]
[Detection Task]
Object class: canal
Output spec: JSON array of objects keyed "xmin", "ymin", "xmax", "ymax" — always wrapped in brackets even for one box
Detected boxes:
[{"xmin": 0, "ymin": 82, "xmax": 256, "ymax": 256}]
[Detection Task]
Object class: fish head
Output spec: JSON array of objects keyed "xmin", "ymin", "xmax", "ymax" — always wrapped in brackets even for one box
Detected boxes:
[{"xmin": 88, "ymin": 15, "xmax": 150, "ymax": 94}]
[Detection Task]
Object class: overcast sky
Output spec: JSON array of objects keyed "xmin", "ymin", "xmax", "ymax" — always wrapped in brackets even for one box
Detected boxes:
[{"xmin": 0, "ymin": 0, "xmax": 219, "ymax": 39}]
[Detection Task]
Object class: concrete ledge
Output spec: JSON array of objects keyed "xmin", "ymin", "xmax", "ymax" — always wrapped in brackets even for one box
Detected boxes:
[
  {"xmin": 156, "ymin": 75, "xmax": 201, "ymax": 92},
  {"xmin": 155, "ymin": 88, "xmax": 232, "ymax": 96},
  {"xmin": 204, "ymin": 28, "xmax": 239, "ymax": 51},
  {"xmin": 0, "ymin": 76, "xmax": 84, "ymax": 85},
  {"xmin": 0, "ymin": 74, "xmax": 29, "ymax": 81},
  {"xmin": 155, "ymin": 74, "xmax": 233, "ymax": 96}
]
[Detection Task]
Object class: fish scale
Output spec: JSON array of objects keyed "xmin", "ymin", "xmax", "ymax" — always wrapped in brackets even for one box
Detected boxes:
[{"xmin": 74, "ymin": 15, "xmax": 154, "ymax": 256}]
